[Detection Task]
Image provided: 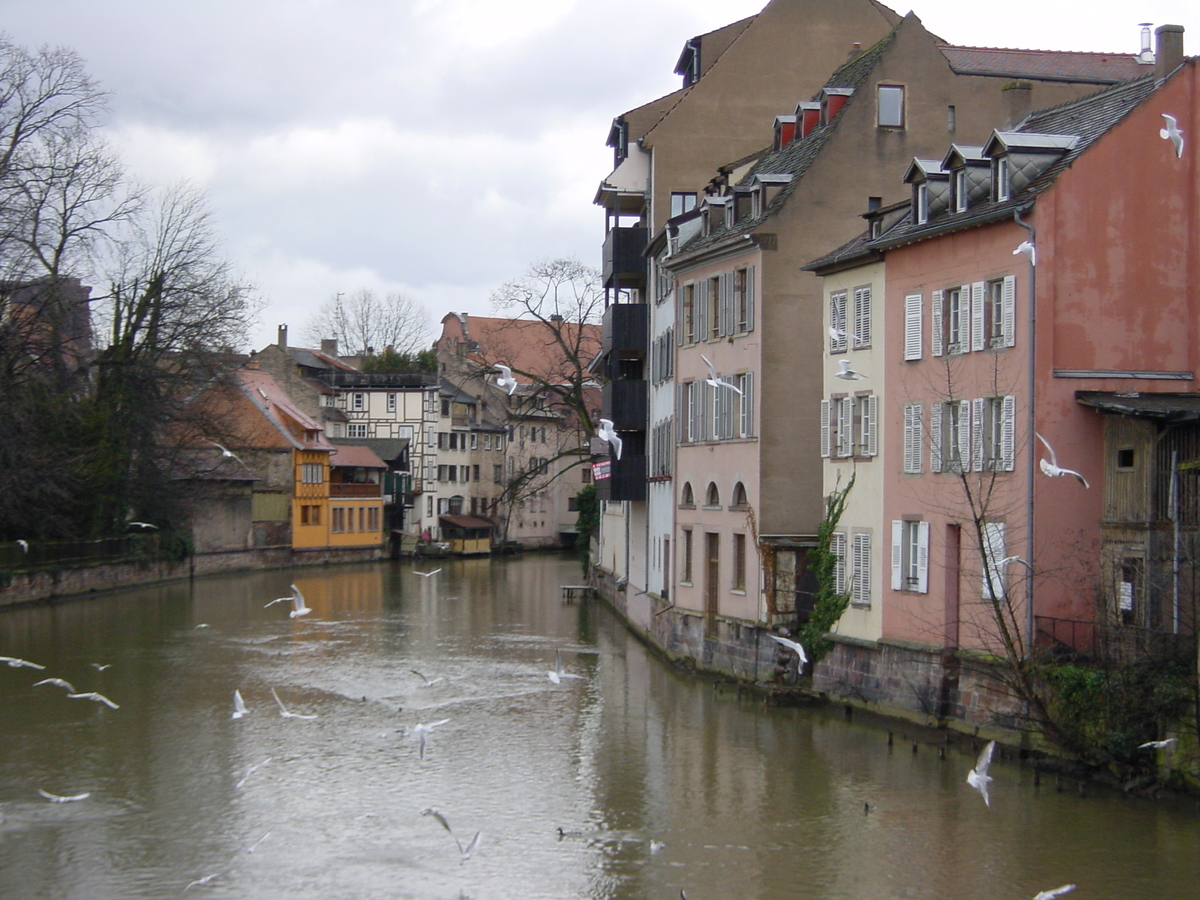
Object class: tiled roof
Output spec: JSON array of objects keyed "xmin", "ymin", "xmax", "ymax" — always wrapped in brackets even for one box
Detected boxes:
[
  {"xmin": 329, "ymin": 444, "xmax": 388, "ymax": 469},
  {"xmin": 237, "ymin": 368, "xmax": 335, "ymax": 452},
  {"xmin": 940, "ymin": 45, "xmax": 1150, "ymax": 84},
  {"xmin": 435, "ymin": 314, "xmax": 601, "ymax": 384},
  {"xmin": 286, "ymin": 346, "xmax": 357, "ymax": 373}
]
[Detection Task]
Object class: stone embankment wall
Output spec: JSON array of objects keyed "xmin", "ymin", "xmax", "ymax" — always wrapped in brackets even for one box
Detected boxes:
[{"xmin": 0, "ymin": 545, "xmax": 384, "ymax": 609}]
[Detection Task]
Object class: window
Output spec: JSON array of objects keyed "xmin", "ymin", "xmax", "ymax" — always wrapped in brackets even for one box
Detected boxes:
[
  {"xmin": 671, "ymin": 192, "xmax": 697, "ymax": 218},
  {"xmin": 705, "ymin": 482, "xmax": 720, "ymax": 508},
  {"xmin": 473, "ymin": 465, "xmax": 480, "ymax": 482},
  {"xmin": 1116, "ymin": 448, "xmax": 1135, "ymax": 469},
  {"xmin": 946, "ymin": 287, "xmax": 964, "ymax": 352},
  {"xmin": 981, "ymin": 276, "xmax": 1016, "ymax": 348},
  {"xmin": 733, "ymin": 267, "xmax": 754, "ymax": 333},
  {"xmin": 831, "ymin": 532, "xmax": 847, "ymax": 594},
  {"xmin": 820, "ymin": 396, "xmax": 860, "ymax": 459},
  {"xmin": 738, "ymin": 373, "xmax": 754, "ymax": 438},
  {"xmin": 982, "ymin": 522, "xmax": 1006, "ymax": 600},
  {"xmin": 708, "ymin": 276, "xmax": 721, "ymax": 340},
  {"xmin": 387, "ymin": 393, "xmax": 396, "ymax": 413},
  {"xmin": 348, "ymin": 423, "xmax": 368, "ymax": 439},
  {"xmin": 496, "ymin": 435, "xmax": 504, "ymax": 451},
  {"xmin": 851, "ymin": 533, "xmax": 871, "ymax": 606},
  {"xmin": 582, "ymin": 467, "xmax": 591, "ymax": 483},
  {"xmin": 493, "ymin": 464, "xmax": 502, "ymax": 484},
  {"xmin": 931, "ymin": 400, "xmax": 970, "ymax": 473},
  {"xmin": 352, "ymin": 393, "xmax": 365, "ymax": 411},
  {"xmin": 331, "ymin": 423, "xmax": 343, "ymax": 437},
  {"xmin": 484, "ymin": 434, "xmax": 492, "ymax": 450},
  {"xmin": 1118, "ymin": 557, "xmax": 1143, "ymax": 625},
  {"xmin": 368, "ymin": 507, "xmax": 380, "ymax": 531},
  {"xmin": 993, "ymin": 156, "xmax": 1010, "ymax": 201},
  {"xmin": 438, "ymin": 432, "xmax": 448, "ymax": 450},
  {"xmin": 877, "ymin": 84, "xmax": 904, "ymax": 127},
  {"xmin": 915, "ymin": 182, "xmax": 929, "ymax": 224},
  {"xmin": 300, "ymin": 463, "xmax": 323, "ymax": 483},
  {"xmin": 732, "ymin": 533, "xmax": 746, "ymax": 591},
  {"xmin": 680, "ymin": 482, "xmax": 695, "ymax": 507},
  {"xmin": 331, "ymin": 507, "xmax": 345, "ymax": 533},
  {"xmin": 426, "ymin": 495, "xmax": 433, "ymax": 517},
  {"xmin": 300, "ymin": 504, "xmax": 320, "ymax": 525},
  {"xmin": 903, "ymin": 404, "xmax": 923, "ymax": 473},
  {"xmin": 829, "ymin": 291, "xmax": 848, "ymax": 352},
  {"xmin": 932, "ymin": 287, "xmax": 970, "ymax": 356},
  {"xmin": 731, "ymin": 482, "xmax": 748, "ymax": 509},
  {"xmin": 681, "ymin": 283, "xmax": 696, "ymax": 343},
  {"xmin": 904, "ymin": 293, "xmax": 923, "ymax": 360},
  {"xmin": 681, "ymin": 528, "xmax": 693, "ymax": 584},
  {"xmin": 891, "ymin": 520, "xmax": 929, "ymax": 592},
  {"xmin": 568, "ymin": 496, "xmax": 579, "ymax": 512},
  {"xmin": 857, "ymin": 393, "xmax": 878, "ymax": 457},
  {"xmin": 978, "ymin": 395, "xmax": 1016, "ymax": 471},
  {"xmin": 852, "ymin": 286, "xmax": 871, "ymax": 348},
  {"xmin": 471, "ymin": 434, "xmax": 478, "ymax": 450},
  {"xmin": 441, "ymin": 399, "xmax": 450, "ymax": 417},
  {"xmin": 953, "ymin": 168, "xmax": 968, "ymax": 212}
]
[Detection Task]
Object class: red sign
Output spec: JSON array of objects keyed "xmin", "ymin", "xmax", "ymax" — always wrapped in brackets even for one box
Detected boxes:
[{"xmin": 592, "ymin": 460, "xmax": 611, "ymax": 481}]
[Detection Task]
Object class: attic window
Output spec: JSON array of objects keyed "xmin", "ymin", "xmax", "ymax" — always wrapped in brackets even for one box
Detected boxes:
[
  {"xmin": 878, "ymin": 85, "xmax": 905, "ymax": 128},
  {"xmin": 915, "ymin": 183, "xmax": 930, "ymax": 225},
  {"xmin": 953, "ymin": 168, "xmax": 968, "ymax": 212},
  {"xmin": 993, "ymin": 156, "xmax": 1010, "ymax": 201},
  {"xmin": 671, "ymin": 192, "xmax": 698, "ymax": 218}
]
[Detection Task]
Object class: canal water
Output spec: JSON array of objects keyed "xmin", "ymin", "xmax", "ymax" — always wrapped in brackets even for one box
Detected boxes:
[{"xmin": 1, "ymin": 555, "xmax": 1197, "ymax": 900}]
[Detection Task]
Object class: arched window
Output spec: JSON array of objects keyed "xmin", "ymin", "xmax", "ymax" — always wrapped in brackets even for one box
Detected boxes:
[
  {"xmin": 732, "ymin": 482, "xmax": 748, "ymax": 508},
  {"xmin": 681, "ymin": 482, "xmax": 694, "ymax": 506},
  {"xmin": 705, "ymin": 482, "xmax": 720, "ymax": 507}
]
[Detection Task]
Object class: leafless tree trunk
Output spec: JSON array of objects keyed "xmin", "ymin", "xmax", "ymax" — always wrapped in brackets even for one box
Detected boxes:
[{"xmin": 303, "ymin": 287, "xmax": 431, "ymax": 354}]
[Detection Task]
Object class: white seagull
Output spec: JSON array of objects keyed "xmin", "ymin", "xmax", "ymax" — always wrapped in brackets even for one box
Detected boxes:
[
  {"xmin": 1160, "ymin": 113, "xmax": 1184, "ymax": 158},
  {"xmin": 767, "ymin": 633, "xmax": 809, "ymax": 668},
  {"xmin": 700, "ymin": 354, "xmax": 744, "ymax": 395},
  {"xmin": 999, "ymin": 555, "xmax": 1035, "ymax": 572},
  {"xmin": 414, "ymin": 568, "xmax": 442, "ymax": 578},
  {"xmin": 68, "ymin": 691, "xmax": 119, "ymax": 709},
  {"xmin": 1035, "ymin": 433, "xmax": 1090, "ymax": 488},
  {"xmin": 597, "ymin": 419, "xmax": 623, "ymax": 461},
  {"xmin": 127, "ymin": 521, "xmax": 158, "ymax": 530},
  {"xmin": 232, "ymin": 689, "xmax": 250, "ymax": 719},
  {"xmin": 413, "ymin": 718, "xmax": 450, "ymax": 759},
  {"xmin": 967, "ymin": 740, "xmax": 996, "ymax": 806},
  {"xmin": 16, "ymin": 539, "xmax": 28, "ymax": 553},
  {"xmin": 494, "ymin": 363, "xmax": 518, "ymax": 396},
  {"xmin": 1033, "ymin": 885, "xmax": 1076, "ymax": 900},
  {"xmin": 1, "ymin": 656, "xmax": 45, "ymax": 670},
  {"xmin": 207, "ymin": 440, "xmax": 246, "ymax": 466},
  {"xmin": 271, "ymin": 687, "xmax": 317, "ymax": 720},
  {"xmin": 33, "ymin": 677, "xmax": 76, "ymax": 693},
  {"xmin": 1138, "ymin": 738, "xmax": 1176, "ymax": 749},
  {"xmin": 235, "ymin": 757, "xmax": 272, "ymax": 790},
  {"xmin": 265, "ymin": 584, "xmax": 311, "ymax": 617},
  {"xmin": 411, "ymin": 669, "xmax": 443, "ymax": 687},
  {"xmin": 421, "ymin": 807, "xmax": 482, "ymax": 861},
  {"xmin": 835, "ymin": 359, "xmax": 866, "ymax": 381},
  {"xmin": 1014, "ymin": 240, "xmax": 1037, "ymax": 266},
  {"xmin": 829, "ymin": 325, "xmax": 854, "ymax": 347},
  {"xmin": 547, "ymin": 648, "xmax": 586, "ymax": 685},
  {"xmin": 90, "ymin": 663, "xmax": 112, "ymax": 672},
  {"xmin": 38, "ymin": 788, "xmax": 91, "ymax": 803}
]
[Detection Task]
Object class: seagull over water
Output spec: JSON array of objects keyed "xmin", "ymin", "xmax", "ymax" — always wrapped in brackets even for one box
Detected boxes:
[
  {"xmin": 967, "ymin": 740, "xmax": 996, "ymax": 806},
  {"xmin": 34, "ymin": 677, "xmax": 76, "ymax": 693},
  {"xmin": 768, "ymin": 633, "xmax": 809, "ymax": 668},
  {"xmin": 68, "ymin": 691, "xmax": 119, "ymax": 709},
  {"xmin": 232, "ymin": 689, "xmax": 250, "ymax": 719},
  {"xmin": 414, "ymin": 568, "xmax": 442, "ymax": 578},
  {"xmin": 1035, "ymin": 433, "xmax": 1089, "ymax": 488},
  {"xmin": 411, "ymin": 669, "xmax": 443, "ymax": 687},
  {"xmin": 90, "ymin": 663, "xmax": 112, "ymax": 672},
  {"xmin": 265, "ymin": 584, "xmax": 311, "ymax": 618},
  {"xmin": 597, "ymin": 419, "xmax": 623, "ymax": 460},
  {"xmin": 1, "ymin": 656, "xmax": 45, "ymax": 670},
  {"xmin": 1160, "ymin": 113, "xmax": 1184, "ymax": 158},
  {"xmin": 494, "ymin": 363, "xmax": 518, "ymax": 396},
  {"xmin": 1033, "ymin": 885, "xmax": 1076, "ymax": 900},
  {"xmin": 38, "ymin": 788, "xmax": 91, "ymax": 802},
  {"xmin": 271, "ymin": 687, "xmax": 317, "ymax": 720},
  {"xmin": 421, "ymin": 807, "xmax": 482, "ymax": 861},
  {"xmin": 700, "ymin": 354, "xmax": 743, "ymax": 395},
  {"xmin": 548, "ymin": 648, "xmax": 586, "ymax": 685},
  {"xmin": 413, "ymin": 718, "xmax": 450, "ymax": 759},
  {"xmin": 835, "ymin": 359, "xmax": 866, "ymax": 381},
  {"xmin": 207, "ymin": 440, "xmax": 246, "ymax": 466},
  {"xmin": 1139, "ymin": 738, "xmax": 1176, "ymax": 749}
]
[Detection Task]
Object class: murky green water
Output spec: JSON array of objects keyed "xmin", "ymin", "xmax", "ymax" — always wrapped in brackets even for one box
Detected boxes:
[{"xmin": 1, "ymin": 555, "xmax": 1197, "ymax": 899}]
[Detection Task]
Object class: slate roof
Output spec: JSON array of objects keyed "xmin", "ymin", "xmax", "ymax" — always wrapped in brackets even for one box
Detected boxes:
[{"xmin": 939, "ymin": 46, "xmax": 1150, "ymax": 84}]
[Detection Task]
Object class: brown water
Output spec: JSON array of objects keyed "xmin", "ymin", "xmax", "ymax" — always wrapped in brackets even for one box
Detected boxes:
[{"xmin": 0, "ymin": 555, "xmax": 1197, "ymax": 900}]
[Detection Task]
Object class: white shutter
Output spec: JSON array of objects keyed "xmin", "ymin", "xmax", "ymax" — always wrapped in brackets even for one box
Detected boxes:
[
  {"xmin": 740, "ymin": 372, "xmax": 754, "ymax": 437},
  {"xmin": 1002, "ymin": 275, "xmax": 1016, "ymax": 347},
  {"xmin": 891, "ymin": 521, "xmax": 903, "ymax": 590},
  {"xmin": 820, "ymin": 399, "xmax": 831, "ymax": 458},
  {"xmin": 960, "ymin": 284, "xmax": 971, "ymax": 351},
  {"xmin": 863, "ymin": 394, "xmax": 878, "ymax": 456},
  {"xmin": 957, "ymin": 401, "xmax": 971, "ymax": 473},
  {"xmin": 916, "ymin": 521, "xmax": 930, "ymax": 593},
  {"xmin": 745, "ymin": 267, "xmax": 755, "ymax": 332},
  {"xmin": 677, "ymin": 289, "xmax": 685, "ymax": 345},
  {"xmin": 904, "ymin": 293, "xmax": 923, "ymax": 360},
  {"xmin": 852, "ymin": 532, "xmax": 871, "ymax": 606},
  {"xmin": 903, "ymin": 404, "xmax": 922, "ymax": 473},
  {"xmin": 831, "ymin": 532, "xmax": 847, "ymax": 594},
  {"xmin": 1002, "ymin": 394, "xmax": 1016, "ymax": 471},
  {"xmin": 717, "ymin": 273, "xmax": 730, "ymax": 338},
  {"xmin": 855, "ymin": 286, "xmax": 871, "ymax": 347},
  {"xmin": 930, "ymin": 402, "xmax": 943, "ymax": 473},
  {"xmin": 971, "ymin": 282, "xmax": 986, "ymax": 351},
  {"xmin": 696, "ymin": 279, "xmax": 708, "ymax": 341},
  {"xmin": 931, "ymin": 289, "xmax": 944, "ymax": 357},
  {"xmin": 983, "ymin": 522, "xmax": 1006, "ymax": 600},
  {"xmin": 838, "ymin": 397, "xmax": 854, "ymax": 457},
  {"xmin": 698, "ymin": 380, "xmax": 709, "ymax": 440},
  {"xmin": 972, "ymin": 398, "xmax": 985, "ymax": 472},
  {"xmin": 830, "ymin": 292, "xmax": 847, "ymax": 352}
]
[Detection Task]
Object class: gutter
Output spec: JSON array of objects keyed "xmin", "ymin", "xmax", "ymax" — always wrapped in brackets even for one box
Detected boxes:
[{"xmin": 1014, "ymin": 209, "xmax": 1036, "ymax": 656}]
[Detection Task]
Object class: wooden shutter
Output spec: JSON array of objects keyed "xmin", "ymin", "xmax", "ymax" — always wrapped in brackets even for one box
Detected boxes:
[
  {"xmin": 971, "ymin": 282, "xmax": 985, "ymax": 351},
  {"xmin": 863, "ymin": 394, "xmax": 878, "ymax": 456},
  {"xmin": 831, "ymin": 532, "xmax": 847, "ymax": 594},
  {"xmin": 959, "ymin": 284, "xmax": 971, "ymax": 351},
  {"xmin": 931, "ymin": 289, "xmax": 944, "ymax": 357},
  {"xmin": 740, "ymin": 372, "xmax": 754, "ymax": 437},
  {"xmin": 696, "ymin": 279, "xmax": 708, "ymax": 342},
  {"xmin": 904, "ymin": 293, "xmax": 923, "ymax": 360},
  {"xmin": 820, "ymin": 399, "xmax": 832, "ymax": 458},
  {"xmin": 854, "ymin": 286, "xmax": 871, "ymax": 347},
  {"xmin": 930, "ymin": 402, "xmax": 943, "ymax": 473},
  {"xmin": 903, "ymin": 404, "xmax": 922, "ymax": 473},
  {"xmin": 745, "ymin": 266, "xmax": 755, "ymax": 332},
  {"xmin": 852, "ymin": 532, "xmax": 871, "ymax": 606},
  {"xmin": 838, "ymin": 397, "xmax": 854, "ymax": 457},
  {"xmin": 1002, "ymin": 394, "xmax": 1016, "ymax": 471},
  {"xmin": 972, "ymin": 398, "xmax": 985, "ymax": 472},
  {"xmin": 916, "ymin": 521, "xmax": 930, "ymax": 593},
  {"xmin": 983, "ymin": 522, "xmax": 1006, "ymax": 600},
  {"xmin": 830, "ymin": 292, "xmax": 847, "ymax": 352},
  {"xmin": 890, "ymin": 520, "xmax": 903, "ymax": 590},
  {"xmin": 717, "ymin": 273, "xmax": 730, "ymax": 338},
  {"xmin": 1002, "ymin": 275, "xmax": 1016, "ymax": 347},
  {"xmin": 957, "ymin": 401, "xmax": 971, "ymax": 473}
]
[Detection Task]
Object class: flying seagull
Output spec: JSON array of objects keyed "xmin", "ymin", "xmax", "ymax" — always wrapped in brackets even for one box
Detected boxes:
[
  {"xmin": 271, "ymin": 687, "xmax": 317, "ymax": 720},
  {"xmin": 414, "ymin": 568, "xmax": 442, "ymax": 578},
  {"xmin": 1035, "ymin": 433, "xmax": 1090, "ymax": 488},
  {"xmin": 999, "ymin": 555, "xmax": 1035, "ymax": 572},
  {"xmin": 16, "ymin": 539, "xmax": 28, "ymax": 553},
  {"xmin": 265, "ymin": 584, "xmax": 311, "ymax": 618},
  {"xmin": 38, "ymin": 788, "xmax": 91, "ymax": 803},
  {"xmin": 421, "ymin": 807, "xmax": 482, "ymax": 861},
  {"xmin": 1138, "ymin": 738, "xmax": 1177, "ymax": 749},
  {"xmin": 1, "ymin": 656, "xmax": 44, "ymax": 670},
  {"xmin": 33, "ymin": 677, "xmax": 76, "ymax": 693},
  {"xmin": 828, "ymin": 325, "xmax": 858, "ymax": 347},
  {"xmin": 1160, "ymin": 113, "xmax": 1184, "ymax": 158},
  {"xmin": 835, "ymin": 359, "xmax": 866, "ymax": 381},
  {"xmin": 494, "ymin": 363, "xmax": 518, "ymax": 396},
  {"xmin": 597, "ymin": 418, "xmax": 623, "ymax": 461},
  {"xmin": 127, "ymin": 521, "xmax": 158, "ymax": 530},
  {"xmin": 1014, "ymin": 240, "xmax": 1037, "ymax": 266},
  {"xmin": 767, "ymin": 633, "xmax": 808, "ymax": 668},
  {"xmin": 413, "ymin": 718, "xmax": 450, "ymax": 759},
  {"xmin": 967, "ymin": 740, "xmax": 996, "ymax": 806},
  {"xmin": 68, "ymin": 691, "xmax": 119, "ymax": 710},
  {"xmin": 184, "ymin": 873, "xmax": 223, "ymax": 892},
  {"xmin": 547, "ymin": 648, "xmax": 586, "ymax": 685},
  {"xmin": 700, "ymin": 354, "xmax": 743, "ymax": 395},
  {"xmin": 232, "ymin": 689, "xmax": 250, "ymax": 720},
  {"xmin": 90, "ymin": 663, "xmax": 112, "ymax": 672},
  {"xmin": 1033, "ymin": 886, "xmax": 1076, "ymax": 900},
  {"xmin": 411, "ymin": 669, "xmax": 443, "ymax": 687},
  {"xmin": 235, "ymin": 757, "xmax": 272, "ymax": 790},
  {"xmin": 207, "ymin": 440, "xmax": 246, "ymax": 466}
]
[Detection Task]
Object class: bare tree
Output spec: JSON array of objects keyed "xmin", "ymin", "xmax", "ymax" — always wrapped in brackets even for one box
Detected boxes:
[{"xmin": 303, "ymin": 287, "xmax": 431, "ymax": 354}]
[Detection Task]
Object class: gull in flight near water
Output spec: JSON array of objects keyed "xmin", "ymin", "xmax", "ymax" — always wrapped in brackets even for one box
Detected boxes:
[
  {"xmin": 16, "ymin": 539, "xmax": 28, "ymax": 552},
  {"xmin": 767, "ymin": 633, "xmax": 808, "ymax": 668},
  {"xmin": 1139, "ymin": 738, "xmax": 1176, "ymax": 749},
  {"xmin": 1033, "ymin": 886, "xmax": 1076, "ymax": 900},
  {"xmin": 494, "ymin": 363, "xmax": 518, "ymax": 395},
  {"xmin": 207, "ymin": 440, "xmax": 246, "ymax": 466},
  {"xmin": 1035, "ymin": 433, "xmax": 1089, "ymax": 488},
  {"xmin": 1160, "ymin": 113, "xmax": 1184, "ymax": 158},
  {"xmin": 235, "ymin": 757, "xmax": 272, "ymax": 789},
  {"xmin": 271, "ymin": 687, "xmax": 317, "ymax": 720},
  {"xmin": 414, "ymin": 718, "xmax": 450, "ymax": 759},
  {"xmin": 127, "ymin": 521, "xmax": 158, "ymax": 530},
  {"xmin": 967, "ymin": 740, "xmax": 996, "ymax": 806},
  {"xmin": 68, "ymin": 691, "xmax": 119, "ymax": 709},
  {"xmin": 232, "ymin": 689, "xmax": 250, "ymax": 719},
  {"xmin": 548, "ymin": 648, "xmax": 586, "ymax": 685},
  {"xmin": 597, "ymin": 419, "xmax": 623, "ymax": 460},
  {"xmin": 1013, "ymin": 240, "xmax": 1036, "ymax": 266},
  {"xmin": 33, "ymin": 677, "xmax": 76, "ymax": 693},
  {"xmin": 414, "ymin": 568, "xmax": 442, "ymax": 578},
  {"xmin": 835, "ymin": 359, "xmax": 866, "ymax": 381},
  {"xmin": 700, "ymin": 354, "xmax": 743, "ymax": 395},
  {"xmin": 265, "ymin": 584, "xmax": 311, "ymax": 617},
  {"xmin": 38, "ymin": 788, "xmax": 91, "ymax": 803},
  {"xmin": 421, "ymin": 807, "xmax": 482, "ymax": 861},
  {"xmin": 411, "ymin": 669, "xmax": 443, "ymax": 687},
  {"xmin": 90, "ymin": 662, "xmax": 112, "ymax": 672},
  {"xmin": 1, "ymin": 656, "xmax": 45, "ymax": 670}
]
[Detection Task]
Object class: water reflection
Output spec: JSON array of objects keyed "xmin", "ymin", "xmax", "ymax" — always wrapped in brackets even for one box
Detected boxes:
[{"xmin": 0, "ymin": 555, "xmax": 1197, "ymax": 899}]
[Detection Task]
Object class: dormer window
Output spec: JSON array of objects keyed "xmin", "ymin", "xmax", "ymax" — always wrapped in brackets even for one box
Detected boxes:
[
  {"xmin": 878, "ymin": 84, "xmax": 904, "ymax": 128},
  {"xmin": 993, "ymin": 156, "xmax": 1010, "ymax": 201},
  {"xmin": 915, "ymin": 183, "xmax": 930, "ymax": 225},
  {"xmin": 954, "ymin": 168, "xmax": 969, "ymax": 212},
  {"xmin": 671, "ymin": 192, "xmax": 698, "ymax": 218}
]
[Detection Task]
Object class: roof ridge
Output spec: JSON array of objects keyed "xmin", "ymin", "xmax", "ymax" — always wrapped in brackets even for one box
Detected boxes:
[{"xmin": 939, "ymin": 43, "xmax": 1136, "ymax": 57}]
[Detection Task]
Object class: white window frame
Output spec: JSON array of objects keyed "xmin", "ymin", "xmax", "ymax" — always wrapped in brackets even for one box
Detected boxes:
[
  {"xmin": 387, "ymin": 393, "xmax": 396, "ymax": 413},
  {"xmin": 891, "ymin": 519, "xmax": 929, "ymax": 593},
  {"xmin": 877, "ymin": 84, "xmax": 904, "ymax": 128},
  {"xmin": 347, "ymin": 422, "xmax": 368, "ymax": 439},
  {"xmin": 858, "ymin": 393, "xmax": 878, "ymax": 457},
  {"xmin": 993, "ymin": 156, "xmax": 1010, "ymax": 201},
  {"xmin": 352, "ymin": 393, "xmax": 365, "ymax": 412},
  {"xmin": 738, "ymin": 372, "xmax": 754, "ymax": 438},
  {"xmin": 954, "ymin": 168, "xmax": 968, "ymax": 212}
]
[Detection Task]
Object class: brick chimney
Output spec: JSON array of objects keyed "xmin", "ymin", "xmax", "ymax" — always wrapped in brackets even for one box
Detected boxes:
[
  {"xmin": 1002, "ymin": 81, "xmax": 1032, "ymax": 130},
  {"xmin": 277, "ymin": 324, "xmax": 287, "ymax": 349},
  {"xmin": 320, "ymin": 338, "xmax": 339, "ymax": 357},
  {"xmin": 1156, "ymin": 25, "xmax": 1185, "ymax": 82}
]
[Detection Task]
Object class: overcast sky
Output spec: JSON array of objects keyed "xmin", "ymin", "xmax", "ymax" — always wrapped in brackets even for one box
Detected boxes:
[{"xmin": 4, "ymin": 0, "xmax": 1197, "ymax": 351}]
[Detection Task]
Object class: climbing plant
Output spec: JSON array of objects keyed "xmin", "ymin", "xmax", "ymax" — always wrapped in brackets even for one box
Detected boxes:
[
  {"xmin": 798, "ymin": 473, "xmax": 855, "ymax": 664},
  {"xmin": 573, "ymin": 484, "xmax": 599, "ymax": 565}
]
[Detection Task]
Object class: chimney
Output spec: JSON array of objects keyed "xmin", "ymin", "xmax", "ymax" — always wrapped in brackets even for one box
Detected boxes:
[
  {"xmin": 1136, "ymin": 23, "xmax": 1155, "ymax": 64},
  {"xmin": 1156, "ymin": 25, "xmax": 1185, "ymax": 82},
  {"xmin": 277, "ymin": 324, "xmax": 288, "ymax": 349},
  {"xmin": 320, "ymin": 338, "xmax": 339, "ymax": 357},
  {"xmin": 847, "ymin": 41, "xmax": 862, "ymax": 60},
  {"xmin": 1002, "ymin": 81, "xmax": 1032, "ymax": 130}
]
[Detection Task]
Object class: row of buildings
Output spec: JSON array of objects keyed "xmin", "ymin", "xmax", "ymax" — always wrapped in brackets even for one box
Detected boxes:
[{"xmin": 589, "ymin": 0, "xmax": 1198, "ymax": 725}]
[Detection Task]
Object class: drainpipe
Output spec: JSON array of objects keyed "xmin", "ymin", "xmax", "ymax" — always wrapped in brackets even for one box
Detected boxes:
[{"xmin": 1015, "ymin": 210, "xmax": 1036, "ymax": 656}]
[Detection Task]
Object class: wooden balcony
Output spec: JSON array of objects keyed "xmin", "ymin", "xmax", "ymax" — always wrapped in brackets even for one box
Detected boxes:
[{"xmin": 330, "ymin": 482, "xmax": 382, "ymax": 498}]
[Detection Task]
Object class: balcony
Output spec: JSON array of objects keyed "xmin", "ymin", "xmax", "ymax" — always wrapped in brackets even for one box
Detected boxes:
[
  {"xmin": 601, "ymin": 379, "xmax": 647, "ymax": 431},
  {"xmin": 602, "ymin": 226, "xmax": 648, "ymax": 289},
  {"xmin": 601, "ymin": 302, "xmax": 648, "ymax": 357},
  {"xmin": 330, "ymin": 482, "xmax": 383, "ymax": 498},
  {"xmin": 596, "ymin": 453, "xmax": 647, "ymax": 502}
]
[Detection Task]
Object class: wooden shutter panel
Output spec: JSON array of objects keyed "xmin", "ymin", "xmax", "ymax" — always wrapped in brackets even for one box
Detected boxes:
[
  {"xmin": 971, "ymin": 282, "xmax": 986, "ymax": 351},
  {"xmin": 972, "ymin": 398, "xmax": 985, "ymax": 472},
  {"xmin": 904, "ymin": 293, "xmax": 923, "ymax": 360},
  {"xmin": 696, "ymin": 280, "xmax": 708, "ymax": 342},
  {"xmin": 957, "ymin": 401, "xmax": 971, "ymax": 473},
  {"xmin": 830, "ymin": 292, "xmax": 847, "ymax": 352},
  {"xmin": 745, "ymin": 267, "xmax": 755, "ymax": 332},
  {"xmin": 854, "ymin": 286, "xmax": 871, "ymax": 347},
  {"xmin": 820, "ymin": 399, "xmax": 832, "ymax": 458},
  {"xmin": 959, "ymin": 284, "xmax": 971, "ymax": 351},
  {"xmin": 717, "ymin": 273, "xmax": 729, "ymax": 338},
  {"xmin": 863, "ymin": 394, "xmax": 878, "ymax": 456},
  {"xmin": 983, "ymin": 522, "xmax": 1006, "ymax": 600},
  {"xmin": 916, "ymin": 521, "xmax": 930, "ymax": 593},
  {"xmin": 890, "ymin": 521, "xmax": 903, "ymax": 590},
  {"xmin": 838, "ymin": 397, "xmax": 854, "ymax": 457},
  {"xmin": 741, "ymin": 372, "xmax": 753, "ymax": 437},
  {"xmin": 853, "ymin": 532, "xmax": 871, "ymax": 605},
  {"xmin": 931, "ymin": 290, "xmax": 944, "ymax": 357},
  {"xmin": 1002, "ymin": 394, "xmax": 1016, "ymax": 471},
  {"xmin": 930, "ymin": 402, "xmax": 943, "ymax": 473},
  {"xmin": 1002, "ymin": 275, "xmax": 1016, "ymax": 347},
  {"xmin": 831, "ymin": 532, "xmax": 847, "ymax": 594},
  {"xmin": 677, "ymin": 288, "xmax": 685, "ymax": 345}
]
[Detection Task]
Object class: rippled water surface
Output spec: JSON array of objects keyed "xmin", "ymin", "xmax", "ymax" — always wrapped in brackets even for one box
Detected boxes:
[{"xmin": 1, "ymin": 555, "xmax": 1198, "ymax": 899}]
